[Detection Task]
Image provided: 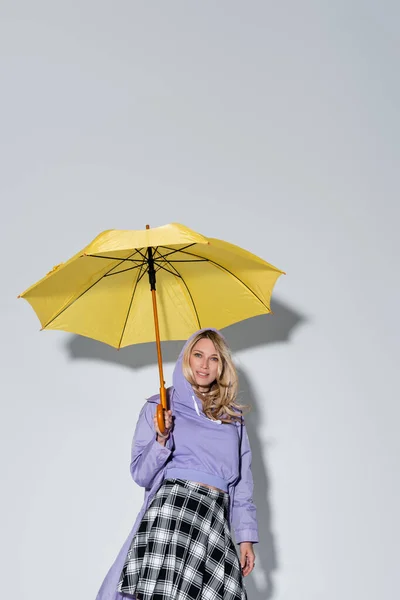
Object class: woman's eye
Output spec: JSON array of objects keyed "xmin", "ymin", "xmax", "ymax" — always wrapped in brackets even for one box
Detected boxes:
[
  {"xmin": 211, "ymin": 357, "xmax": 218, "ymax": 362},
  {"xmin": 194, "ymin": 352, "xmax": 202, "ymax": 358}
]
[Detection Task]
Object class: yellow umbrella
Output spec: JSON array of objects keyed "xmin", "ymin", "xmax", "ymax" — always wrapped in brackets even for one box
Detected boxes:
[{"xmin": 19, "ymin": 222, "xmax": 285, "ymax": 431}]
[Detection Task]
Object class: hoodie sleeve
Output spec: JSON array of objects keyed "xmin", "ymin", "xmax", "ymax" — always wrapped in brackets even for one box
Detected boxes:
[
  {"xmin": 232, "ymin": 420, "xmax": 259, "ymax": 544},
  {"xmin": 130, "ymin": 399, "xmax": 174, "ymax": 489}
]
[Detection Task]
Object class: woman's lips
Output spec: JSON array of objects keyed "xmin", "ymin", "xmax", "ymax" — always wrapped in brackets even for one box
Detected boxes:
[{"xmin": 196, "ymin": 371, "xmax": 209, "ymax": 378}]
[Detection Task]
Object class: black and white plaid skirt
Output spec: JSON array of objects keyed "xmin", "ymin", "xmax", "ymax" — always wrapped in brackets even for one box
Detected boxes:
[{"xmin": 117, "ymin": 478, "xmax": 247, "ymax": 600}]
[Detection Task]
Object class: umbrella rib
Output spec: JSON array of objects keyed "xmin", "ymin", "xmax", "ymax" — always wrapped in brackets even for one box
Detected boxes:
[
  {"xmin": 154, "ymin": 263, "xmax": 181, "ymax": 278},
  {"xmin": 153, "ymin": 248, "xmax": 181, "ymax": 278},
  {"xmin": 135, "ymin": 248, "xmax": 148, "ymax": 261},
  {"xmin": 155, "ymin": 243, "xmax": 196, "ymax": 259},
  {"xmin": 156, "ymin": 259, "xmax": 207, "ymax": 263},
  {"xmin": 161, "ymin": 246, "xmax": 270, "ymax": 311},
  {"xmin": 154, "ymin": 249, "xmax": 201, "ymax": 329},
  {"xmin": 104, "ymin": 264, "xmax": 145, "ymax": 277},
  {"xmin": 136, "ymin": 268, "xmax": 149, "ymax": 284},
  {"xmin": 118, "ymin": 262, "xmax": 146, "ymax": 349},
  {"xmin": 169, "ymin": 259, "xmax": 207, "ymax": 263},
  {"xmin": 171, "ymin": 264, "xmax": 202, "ymax": 329},
  {"xmin": 42, "ymin": 253, "xmax": 146, "ymax": 329},
  {"xmin": 87, "ymin": 252, "xmax": 144, "ymax": 263}
]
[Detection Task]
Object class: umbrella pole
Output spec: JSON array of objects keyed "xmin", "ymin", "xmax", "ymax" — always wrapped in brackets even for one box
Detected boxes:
[
  {"xmin": 146, "ymin": 233, "xmax": 168, "ymax": 434},
  {"xmin": 151, "ymin": 287, "xmax": 168, "ymax": 411}
]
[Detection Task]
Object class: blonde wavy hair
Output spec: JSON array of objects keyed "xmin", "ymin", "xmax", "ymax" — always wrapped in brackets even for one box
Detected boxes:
[{"xmin": 182, "ymin": 330, "xmax": 248, "ymax": 423}]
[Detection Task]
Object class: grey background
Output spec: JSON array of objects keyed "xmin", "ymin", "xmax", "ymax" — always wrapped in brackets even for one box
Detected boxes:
[{"xmin": 1, "ymin": 2, "xmax": 399, "ymax": 599}]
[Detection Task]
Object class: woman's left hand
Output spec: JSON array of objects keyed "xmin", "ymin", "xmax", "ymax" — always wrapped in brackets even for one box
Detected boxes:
[{"xmin": 239, "ymin": 542, "xmax": 256, "ymax": 576}]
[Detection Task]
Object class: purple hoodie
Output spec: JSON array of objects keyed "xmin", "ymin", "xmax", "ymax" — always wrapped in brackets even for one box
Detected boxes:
[{"xmin": 95, "ymin": 329, "xmax": 258, "ymax": 600}]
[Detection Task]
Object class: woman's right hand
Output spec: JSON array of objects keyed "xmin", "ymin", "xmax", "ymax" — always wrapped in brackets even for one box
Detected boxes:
[{"xmin": 153, "ymin": 409, "xmax": 173, "ymax": 444}]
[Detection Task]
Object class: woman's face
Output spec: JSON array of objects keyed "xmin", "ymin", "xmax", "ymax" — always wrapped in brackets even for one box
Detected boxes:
[{"xmin": 189, "ymin": 337, "xmax": 220, "ymax": 390}]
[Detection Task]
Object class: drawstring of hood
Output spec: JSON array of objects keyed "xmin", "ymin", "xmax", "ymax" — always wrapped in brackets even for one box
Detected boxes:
[{"xmin": 192, "ymin": 395, "xmax": 222, "ymax": 424}]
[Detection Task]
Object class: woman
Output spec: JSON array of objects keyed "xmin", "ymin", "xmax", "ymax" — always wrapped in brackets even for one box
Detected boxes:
[{"xmin": 96, "ymin": 328, "xmax": 258, "ymax": 600}]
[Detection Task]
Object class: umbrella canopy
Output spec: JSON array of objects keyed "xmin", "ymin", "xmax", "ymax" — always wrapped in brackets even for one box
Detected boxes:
[
  {"xmin": 19, "ymin": 222, "xmax": 285, "ymax": 432},
  {"xmin": 19, "ymin": 222, "xmax": 285, "ymax": 348}
]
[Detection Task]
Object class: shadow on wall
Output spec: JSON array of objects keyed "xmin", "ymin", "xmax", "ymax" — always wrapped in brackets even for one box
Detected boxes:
[
  {"xmin": 65, "ymin": 297, "xmax": 305, "ymax": 600},
  {"xmin": 66, "ymin": 298, "xmax": 304, "ymax": 370},
  {"xmin": 237, "ymin": 366, "xmax": 277, "ymax": 600}
]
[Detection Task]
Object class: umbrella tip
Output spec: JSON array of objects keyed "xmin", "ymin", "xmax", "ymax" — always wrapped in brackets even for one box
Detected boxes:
[
  {"xmin": 17, "ymin": 294, "xmax": 21, "ymax": 298},
  {"xmin": 146, "ymin": 224, "xmax": 150, "ymax": 230}
]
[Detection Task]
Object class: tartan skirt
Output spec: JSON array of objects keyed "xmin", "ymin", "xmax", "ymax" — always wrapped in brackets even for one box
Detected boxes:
[{"xmin": 117, "ymin": 478, "xmax": 247, "ymax": 600}]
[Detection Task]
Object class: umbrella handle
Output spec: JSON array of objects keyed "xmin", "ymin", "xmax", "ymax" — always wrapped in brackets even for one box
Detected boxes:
[
  {"xmin": 156, "ymin": 386, "xmax": 168, "ymax": 434},
  {"xmin": 156, "ymin": 404, "xmax": 165, "ymax": 434}
]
